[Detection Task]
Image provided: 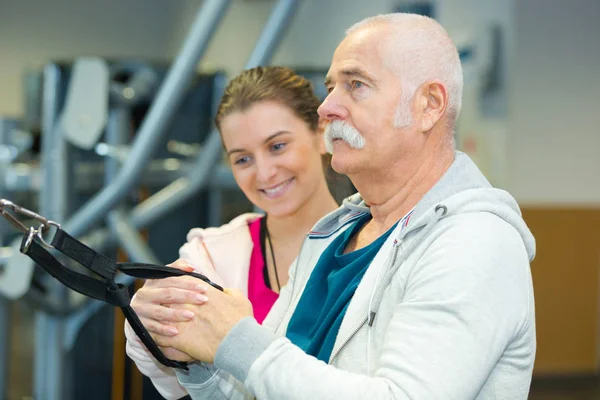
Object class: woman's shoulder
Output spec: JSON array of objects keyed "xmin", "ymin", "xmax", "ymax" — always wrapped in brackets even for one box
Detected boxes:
[{"xmin": 185, "ymin": 212, "xmax": 264, "ymax": 244}]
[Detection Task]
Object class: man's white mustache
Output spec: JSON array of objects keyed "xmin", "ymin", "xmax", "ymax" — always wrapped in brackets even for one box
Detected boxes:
[{"xmin": 324, "ymin": 121, "xmax": 366, "ymax": 153}]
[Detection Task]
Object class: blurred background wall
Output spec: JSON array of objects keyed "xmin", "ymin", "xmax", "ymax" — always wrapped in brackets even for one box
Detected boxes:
[{"xmin": 1, "ymin": 0, "xmax": 599, "ymax": 398}]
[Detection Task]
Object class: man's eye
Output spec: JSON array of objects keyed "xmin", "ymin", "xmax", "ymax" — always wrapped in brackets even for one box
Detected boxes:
[{"xmin": 351, "ymin": 81, "xmax": 364, "ymax": 89}]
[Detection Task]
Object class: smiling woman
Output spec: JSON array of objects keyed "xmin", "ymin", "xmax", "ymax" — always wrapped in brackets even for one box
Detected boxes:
[
  {"xmin": 123, "ymin": 66, "xmax": 340, "ymax": 399},
  {"xmin": 221, "ymin": 100, "xmax": 327, "ymax": 218}
]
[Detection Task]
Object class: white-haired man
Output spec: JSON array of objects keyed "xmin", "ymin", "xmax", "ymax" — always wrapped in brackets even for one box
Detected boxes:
[{"xmin": 145, "ymin": 13, "xmax": 536, "ymax": 399}]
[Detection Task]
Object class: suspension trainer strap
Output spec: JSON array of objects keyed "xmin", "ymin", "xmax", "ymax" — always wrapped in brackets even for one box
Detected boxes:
[
  {"xmin": 21, "ymin": 235, "xmax": 127, "ymax": 305},
  {"xmin": 20, "ymin": 229, "xmax": 223, "ymax": 370}
]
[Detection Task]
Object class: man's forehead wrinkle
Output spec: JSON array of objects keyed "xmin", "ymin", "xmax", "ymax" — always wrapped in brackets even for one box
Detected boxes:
[
  {"xmin": 325, "ymin": 24, "xmax": 394, "ymax": 87},
  {"xmin": 337, "ymin": 44, "xmax": 379, "ymax": 72}
]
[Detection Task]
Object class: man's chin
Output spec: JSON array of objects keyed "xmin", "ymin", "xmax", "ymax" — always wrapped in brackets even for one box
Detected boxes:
[{"xmin": 330, "ymin": 151, "xmax": 359, "ymax": 175}]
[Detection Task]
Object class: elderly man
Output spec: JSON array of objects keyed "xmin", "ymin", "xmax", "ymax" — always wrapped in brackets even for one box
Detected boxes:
[{"xmin": 132, "ymin": 13, "xmax": 536, "ymax": 399}]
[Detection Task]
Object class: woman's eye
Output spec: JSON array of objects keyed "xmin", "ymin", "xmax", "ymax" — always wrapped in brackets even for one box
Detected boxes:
[
  {"xmin": 234, "ymin": 156, "xmax": 251, "ymax": 165},
  {"xmin": 271, "ymin": 142, "xmax": 286, "ymax": 152}
]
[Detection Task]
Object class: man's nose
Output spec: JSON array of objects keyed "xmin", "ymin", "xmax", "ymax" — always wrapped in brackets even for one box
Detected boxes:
[{"xmin": 318, "ymin": 89, "xmax": 349, "ymax": 121}]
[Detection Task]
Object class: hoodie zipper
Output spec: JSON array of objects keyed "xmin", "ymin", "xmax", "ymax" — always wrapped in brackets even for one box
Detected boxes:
[
  {"xmin": 328, "ymin": 238, "xmax": 403, "ymax": 365},
  {"xmin": 328, "ymin": 316, "xmax": 368, "ymax": 365},
  {"xmin": 368, "ymin": 239, "xmax": 402, "ymax": 327}
]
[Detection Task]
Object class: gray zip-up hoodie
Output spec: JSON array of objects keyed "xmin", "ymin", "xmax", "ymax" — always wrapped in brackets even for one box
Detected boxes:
[{"xmin": 176, "ymin": 151, "xmax": 536, "ymax": 399}]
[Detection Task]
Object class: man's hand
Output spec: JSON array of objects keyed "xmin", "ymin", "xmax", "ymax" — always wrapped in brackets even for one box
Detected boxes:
[
  {"xmin": 153, "ymin": 286, "xmax": 253, "ymax": 364},
  {"xmin": 130, "ymin": 259, "xmax": 209, "ymax": 360}
]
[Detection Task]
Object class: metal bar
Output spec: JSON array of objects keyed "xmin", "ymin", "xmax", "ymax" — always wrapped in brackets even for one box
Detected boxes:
[
  {"xmin": 104, "ymin": 107, "xmax": 130, "ymax": 182},
  {"xmin": 33, "ymin": 62, "xmax": 59, "ymax": 400},
  {"xmin": 109, "ymin": 209, "xmax": 160, "ymax": 265},
  {"xmin": 63, "ymin": 0, "xmax": 232, "ymax": 238},
  {"xmin": 245, "ymin": 0, "xmax": 301, "ymax": 68},
  {"xmin": 0, "ymin": 119, "xmax": 11, "ymax": 400},
  {"xmin": 3, "ymin": 161, "xmax": 239, "ymax": 193},
  {"xmin": 34, "ymin": 62, "xmax": 70, "ymax": 400},
  {"xmin": 103, "ymin": 105, "xmax": 132, "ymax": 400},
  {"xmin": 0, "ymin": 297, "xmax": 9, "ymax": 400},
  {"xmin": 0, "ymin": 119, "xmax": 17, "ymax": 245},
  {"xmin": 130, "ymin": 133, "xmax": 222, "ymax": 228},
  {"xmin": 130, "ymin": 0, "xmax": 301, "ymax": 229},
  {"xmin": 104, "ymin": 106, "xmax": 160, "ymax": 263}
]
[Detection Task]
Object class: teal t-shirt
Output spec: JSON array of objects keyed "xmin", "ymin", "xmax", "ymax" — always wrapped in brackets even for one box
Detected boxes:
[{"xmin": 286, "ymin": 214, "xmax": 398, "ymax": 362}]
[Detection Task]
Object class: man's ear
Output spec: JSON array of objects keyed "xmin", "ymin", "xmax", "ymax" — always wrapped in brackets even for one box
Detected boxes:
[
  {"xmin": 316, "ymin": 117, "xmax": 329, "ymax": 155},
  {"xmin": 416, "ymin": 81, "xmax": 448, "ymax": 132}
]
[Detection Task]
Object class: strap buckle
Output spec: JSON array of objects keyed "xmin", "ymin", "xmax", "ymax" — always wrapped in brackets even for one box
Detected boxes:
[{"xmin": 0, "ymin": 198, "xmax": 61, "ymax": 251}]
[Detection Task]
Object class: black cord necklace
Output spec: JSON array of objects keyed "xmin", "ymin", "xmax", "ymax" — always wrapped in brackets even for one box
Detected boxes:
[{"xmin": 263, "ymin": 216, "xmax": 281, "ymax": 292}]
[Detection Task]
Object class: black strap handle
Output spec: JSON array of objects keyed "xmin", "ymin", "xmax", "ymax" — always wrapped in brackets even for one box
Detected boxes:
[
  {"xmin": 21, "ymin": 236, "xmax": 128, "ymax": 306},
  {"xmin": 51, "ymin": 229, "xmax": 118, "ymax": 280},
  {"xmin": 118, "ymin": 263, "xmax": 223, "ymax": 291},
  {"xmin": 21, "ymin": 229, "xmax": 223, "ymax": 370}
]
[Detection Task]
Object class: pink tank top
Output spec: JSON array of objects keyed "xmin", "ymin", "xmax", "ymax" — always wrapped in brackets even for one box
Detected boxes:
[{"xmin": 247, "ymin": 217, "xmax": 279, "ymax": 324}]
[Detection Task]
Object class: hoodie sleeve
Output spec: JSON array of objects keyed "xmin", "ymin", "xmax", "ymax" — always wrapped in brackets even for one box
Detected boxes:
[
  {"xmin": 195, "ymin": 213, "xmax": 533, "ymax": 400},
  {"xmin": 124, "ymin": 234, "xmax": 227, "ymax": 399},
  {"xmin": 174, "ymin": 362, "xmax": 254, "ymax": 400},
  {"xmin": 124, "ymin": 320, "xmax": 188, "ymax": 399},
  {"xmin": 178, "ymin": 236, "xmax": 226, "ymax": 287}
]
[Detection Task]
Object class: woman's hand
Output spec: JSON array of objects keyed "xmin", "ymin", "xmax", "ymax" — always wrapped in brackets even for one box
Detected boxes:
[{"xmin": 131, "ymin": 259, "xmax": 209, "ymax": 337}]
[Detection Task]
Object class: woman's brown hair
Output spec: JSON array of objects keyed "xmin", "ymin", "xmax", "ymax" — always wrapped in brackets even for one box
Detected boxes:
[{"xmin": 215, "ymin": 66, "xmax": 320, "ymax": 133}]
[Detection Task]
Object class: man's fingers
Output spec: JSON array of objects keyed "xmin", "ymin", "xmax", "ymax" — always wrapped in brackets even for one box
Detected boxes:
[
  {"xmin": 148, "ymin": 303, "xmax": 199, "ymax": 322},
  {"xmin": 136, "ymin": 287, "xmax": 208, "ymax": 306},
  {"xmin": 157, "ymin": 287, "xmax": 208, "ymax": 304},
  {"xmin": 133, "ymin": 293, "xmax": 207, "ymax": 326},
  {"xmin": 144, "ymin": 276, "xmax": 208, "ymax": 291},
  {"xmin": 133, "ymin": 297, "xmax": 205, "ymax": 321}
]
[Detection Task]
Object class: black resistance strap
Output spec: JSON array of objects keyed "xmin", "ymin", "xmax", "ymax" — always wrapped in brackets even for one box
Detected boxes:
[{"xmin": 20, "ymin": 228, "xmax": 223, "ymax": 371}]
